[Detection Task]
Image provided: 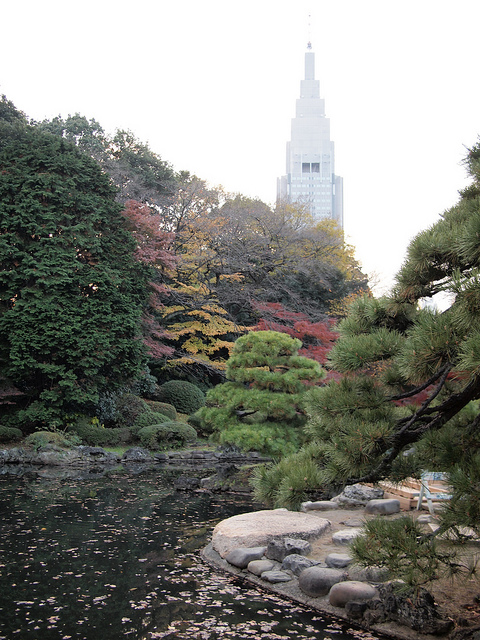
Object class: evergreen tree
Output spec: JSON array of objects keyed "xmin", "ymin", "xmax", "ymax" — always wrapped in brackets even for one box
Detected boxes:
[
  {"xmin": 197, "ymin": 331, "xmax": 324, "ymax": 456},
  {"xmin": 254, "ymin": 139, "xmax": 480, "ymax": 553},
  {"xmin": 0, "ymin": 105, "xmax": 149, "ymax": 428}
]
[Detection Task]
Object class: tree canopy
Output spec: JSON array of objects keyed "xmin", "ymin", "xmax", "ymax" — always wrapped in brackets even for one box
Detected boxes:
[{"xmin": 0, "ymin": 101, "xmax": 151, "ymax": 427}]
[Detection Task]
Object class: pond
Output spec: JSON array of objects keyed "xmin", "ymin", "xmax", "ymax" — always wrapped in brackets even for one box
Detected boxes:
[{"xmin": 0, "ymin": 466, "xmax": 381, "ymax": 639}]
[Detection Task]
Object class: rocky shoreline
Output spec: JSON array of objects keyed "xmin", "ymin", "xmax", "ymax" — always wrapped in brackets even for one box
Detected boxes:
[{"xmin": 203, "ymin": 489, "xmax": 479, "ymax": 640}]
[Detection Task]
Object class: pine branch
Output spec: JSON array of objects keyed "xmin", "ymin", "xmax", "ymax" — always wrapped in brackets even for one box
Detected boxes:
[{"xmin": 389, "ymin": 362, "xmax": 450, "ymax": 401}]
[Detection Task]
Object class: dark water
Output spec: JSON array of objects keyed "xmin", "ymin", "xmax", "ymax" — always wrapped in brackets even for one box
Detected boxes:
[{"xmin": 0, "ymin": 468, "xmax": 380, "ymax": 640}]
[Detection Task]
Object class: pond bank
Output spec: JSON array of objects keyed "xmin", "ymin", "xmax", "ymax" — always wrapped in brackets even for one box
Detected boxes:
[{"xmin": 203, "ymin": 504, "xmax": 480, "ymax": 640}]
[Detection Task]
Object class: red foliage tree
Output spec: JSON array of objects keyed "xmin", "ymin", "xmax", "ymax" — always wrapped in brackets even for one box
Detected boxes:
[
  {"xmin": 122, "ymin": 200, "xmax": 177, "ymax": 358},
  {"xmin": 251, "ymin": 302, "xmax": 339, "ymax": 379}
]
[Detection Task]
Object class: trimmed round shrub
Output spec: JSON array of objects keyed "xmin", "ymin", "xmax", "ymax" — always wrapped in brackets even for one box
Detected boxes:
[
  {"xmin": 144, "ymin": 401, "xmax": 177, "ymax": 421},
  {"xmin": 25, "ymin": 430, "xmax": 81, "ymax": 450},
  {"xmin": 157, "ymin": 381, "xmax": 205, "ymax": 414},
  {"xmin": 130, "ymin": 411, "xmax": 170, "ymax": 436},
  {"xmin": 138, "ymin": 422, "xmax": 197, "ymax": 450},
  {"xmin": 66, "ymin": 418, "xmax": 129, "ymax": 447},
  {"xmin": 112, "ymin": 393, "xmax": 150, "ymax": 428},
  {"xmin": 0, "ymin": 425, "xmax": 22, "ymax": 443}
]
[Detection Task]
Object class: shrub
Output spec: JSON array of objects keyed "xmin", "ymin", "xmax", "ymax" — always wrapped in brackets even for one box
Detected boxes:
[
  {"xmin": 0, "ymin": 425, "xmax": 22, "ymax": 443},
  {"xmin": 130, "ymin": 411, "xmax": 170, "ymax": 436},
  {"xmin": 96, "ymin": 392, "xmax": 150, "ymax": 427},
  {"xmin": 144, "ymin": 401, "xmax": 177, "ymax": 421},
  {"xmin": 157, "ymin": 381, "xmax": 205, "ymax": 414},
  {"xmin": 138, "ymin": 422, "xmax": 197, "ymax": 450},
  {"xmin": 24, "ymin": 430, "xmax": 81, "ymax": 450},
  {"xmin": 66, "ymin": 417, "xmax": 129, "ymax": 447}
]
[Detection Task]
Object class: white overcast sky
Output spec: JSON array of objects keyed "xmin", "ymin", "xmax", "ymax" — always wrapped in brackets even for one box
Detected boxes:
[{"xmin": 2, "ymin": 0, "xmax": 480, "ymax": 294}]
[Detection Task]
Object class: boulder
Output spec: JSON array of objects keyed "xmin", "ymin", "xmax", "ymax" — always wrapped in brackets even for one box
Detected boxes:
[
  {"xmin": 224, "ymin": 546, "xmax": 266, "ymax": 569},
  {"xmin": 365, "ymin": 582, "xmax": 454, "ymax": 635},
  {"xmin": 364, "ymin": 499, "xmax": 400, "ymax": 515},
  {"xmin": 325, "ymin": 553, "xmax": 353, "ymax": 569},
  {"xmin": 212, "ymin": 509, "xmax": 331, "ymax": 558},
  {"xmin": 348, "ymin": 564, "xmax": 390, "ymax": 582},
  {"xmin": 266, "ymin": 537, "xmax": 311, "ymax": 562},
  {"xmin": 334, "ymin": 484, "xmax": 383, "ymax": 507},
  {"xmin": 298, "ymin": 566, "xmax": 346, "ymax": 597},
  {"xmin": 281, "ymin": 554, "xmax": 318, "ymax": 576},
  {"xmin": 328, "ymin": 581, "xmax": 377, "ymax": 607},
  {"xmin": 331, "ymin": 528, "xmax": 363, "ymax": 545}
]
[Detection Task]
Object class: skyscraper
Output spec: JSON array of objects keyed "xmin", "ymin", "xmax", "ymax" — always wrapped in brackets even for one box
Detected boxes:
[{"xmin": 277, "ymin": 43, "xmax": 343, "ymax": 228}]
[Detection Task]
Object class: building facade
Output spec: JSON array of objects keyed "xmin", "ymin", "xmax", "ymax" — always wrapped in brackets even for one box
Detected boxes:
[{"xmin": 277, "ymin": 44, "xmax": 343, "ymax": 228}]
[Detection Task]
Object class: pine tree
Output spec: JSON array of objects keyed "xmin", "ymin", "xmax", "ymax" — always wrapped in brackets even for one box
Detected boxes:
[
  {"xmin": 254, "ymin": 139, "xmax": 480, "ymax": 548},
  {"xmin": 197, "ymin": 330, "xmax": 324, "ymax": 456}
]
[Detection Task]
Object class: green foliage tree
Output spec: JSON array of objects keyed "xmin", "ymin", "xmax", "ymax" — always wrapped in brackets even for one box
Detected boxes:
[
  {"xmin": 197, "ymin": 331, "xmax": 324, "ymax": 456},
  {"xmin": 0, "ymin": 103, "xmax": 150, "ymax": 429},
  {"xmin": 253, "ymin": 139, "xmax": 480, "ymax": 586}
]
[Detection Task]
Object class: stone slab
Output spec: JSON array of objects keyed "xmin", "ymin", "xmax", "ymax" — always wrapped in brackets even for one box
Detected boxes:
[{"xmin": 212, "ymin": 509, "xmax": 331, "ymax": 558}]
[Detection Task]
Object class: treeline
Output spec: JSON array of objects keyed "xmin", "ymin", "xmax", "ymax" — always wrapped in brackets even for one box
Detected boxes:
[{"xmin": 0, "ymin": 96, "xmax": 367, "ymax": 431}]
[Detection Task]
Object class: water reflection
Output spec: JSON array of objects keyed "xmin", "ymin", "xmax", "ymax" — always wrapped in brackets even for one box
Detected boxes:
[{"xmin": 0, "ymin": 470, "xmax": 379, "ymax": 639}]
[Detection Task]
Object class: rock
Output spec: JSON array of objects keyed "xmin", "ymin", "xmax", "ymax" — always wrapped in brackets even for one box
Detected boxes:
[
  {"xmin": 281, "ymin": 554, "xmax": 318, "ymax": 576},
  {"xmin": 266, "ymin": 537, "xmax": 311, "ymax": 562},
  {"xmin": 302, "ymin": 501, "xmax": 339, "ymax": 511},
  {"xmin": 367, "ymin": 582, "xmax": 454, "ymax": 635},
  {"xmin": 325, "ymin": 553, "xmax": 353, "ymax": 569},
  {"xmin": 298, "ymin": 566, "xmax": 346, "ymax": 597},
  {"xmin": 211, "ymin": 509, "xmax": 331, "ymax": 558},
  {"xmin": 364, "ymin": 498, "xmax": 400, "ymax": 515},
  {"xmin": 348, "ymin": 565, "xmax": 390, "ymax": 582},
  {"xmin": 122, "ymin": 447, "xmax": 152, "ymax": 462},
  {"xmin": 328, "ymin": 581, "xmax": 377, "ymax": 607},
  {"xmin": 417, "ymin": 514, "xmax": 436, "ymax": 524},
  {"xmin": 341, "ymin": 517, "xmax": 365, "ymax": 527},
  {"xmin": 261, "ymin": 570, "xmax": 293, "ymax": 583},
  {"xmin": 247, "ymin": 559, "xmax": 276, "ymax": 576},
  {"xmin": 224, "ymin": 546, "xmax": 266, "ymax": 569},
  {"xmin": 345, "ymin": 600, "xmax": 369, "ymax": 619},
  {"xmin": 174, "ymin": 476, "xmax": 200, "ymax": 491},
  {"xmin": 334, "ymin": 484, "xmax": 384, "ymax": 507},
  {"xmin": 332, "ymin": 528, "xmax": 363, "ymax": 545}
]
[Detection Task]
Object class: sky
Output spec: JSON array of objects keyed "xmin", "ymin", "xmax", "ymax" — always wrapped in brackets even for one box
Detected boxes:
[{"xmin": 1, "ymin": 0, "xmax": 480, "ymax": 295}]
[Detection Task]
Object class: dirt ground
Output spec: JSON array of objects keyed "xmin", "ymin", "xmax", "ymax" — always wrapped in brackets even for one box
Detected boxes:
[{"xmin": 306, "ymin": 506, "xmax": 480, "ymax": 633}]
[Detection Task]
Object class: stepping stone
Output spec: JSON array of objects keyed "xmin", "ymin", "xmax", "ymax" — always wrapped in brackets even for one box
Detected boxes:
[
  {"xmin": 261, "ymin": 570, "xmax": 293, "ymax": 583},
  {"xmin": 364, "ymin": 499, "xmax": 400, "ymax": 515},
  {"xmin": 341, "ymin": 517, "xmax": 364, "ymax": 527},
  {"xmin": 281, "ymin": 554, "xmax": 318, "ymax": 576},
  {"xmin": 247, "ymin": 559, "xmax": 276, "ymax": 576},
  {"xmin": 298, "ymin": 567, "xmax": 346, "ymax": 597},
  {"xmin": 212, "ymin": 509, "xmax": 331, "ymax": 558},
  {"xmin": 332, "ymin": 528, "xmax": 363, "ymax": 545},
  {"xmin": 225, "ymin": 546, "xmax": 266, "ymax": 569},
  {"xmin": 302, "ymin": 501, "xmax": 339, "ymax": 511},
  {"xmin": 325, "ymin": 553, "xmax": 353, "ymax": 569},
  {"xmin": 329, "ymin": 581, "xmax": 377, "ymax": 607}
]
